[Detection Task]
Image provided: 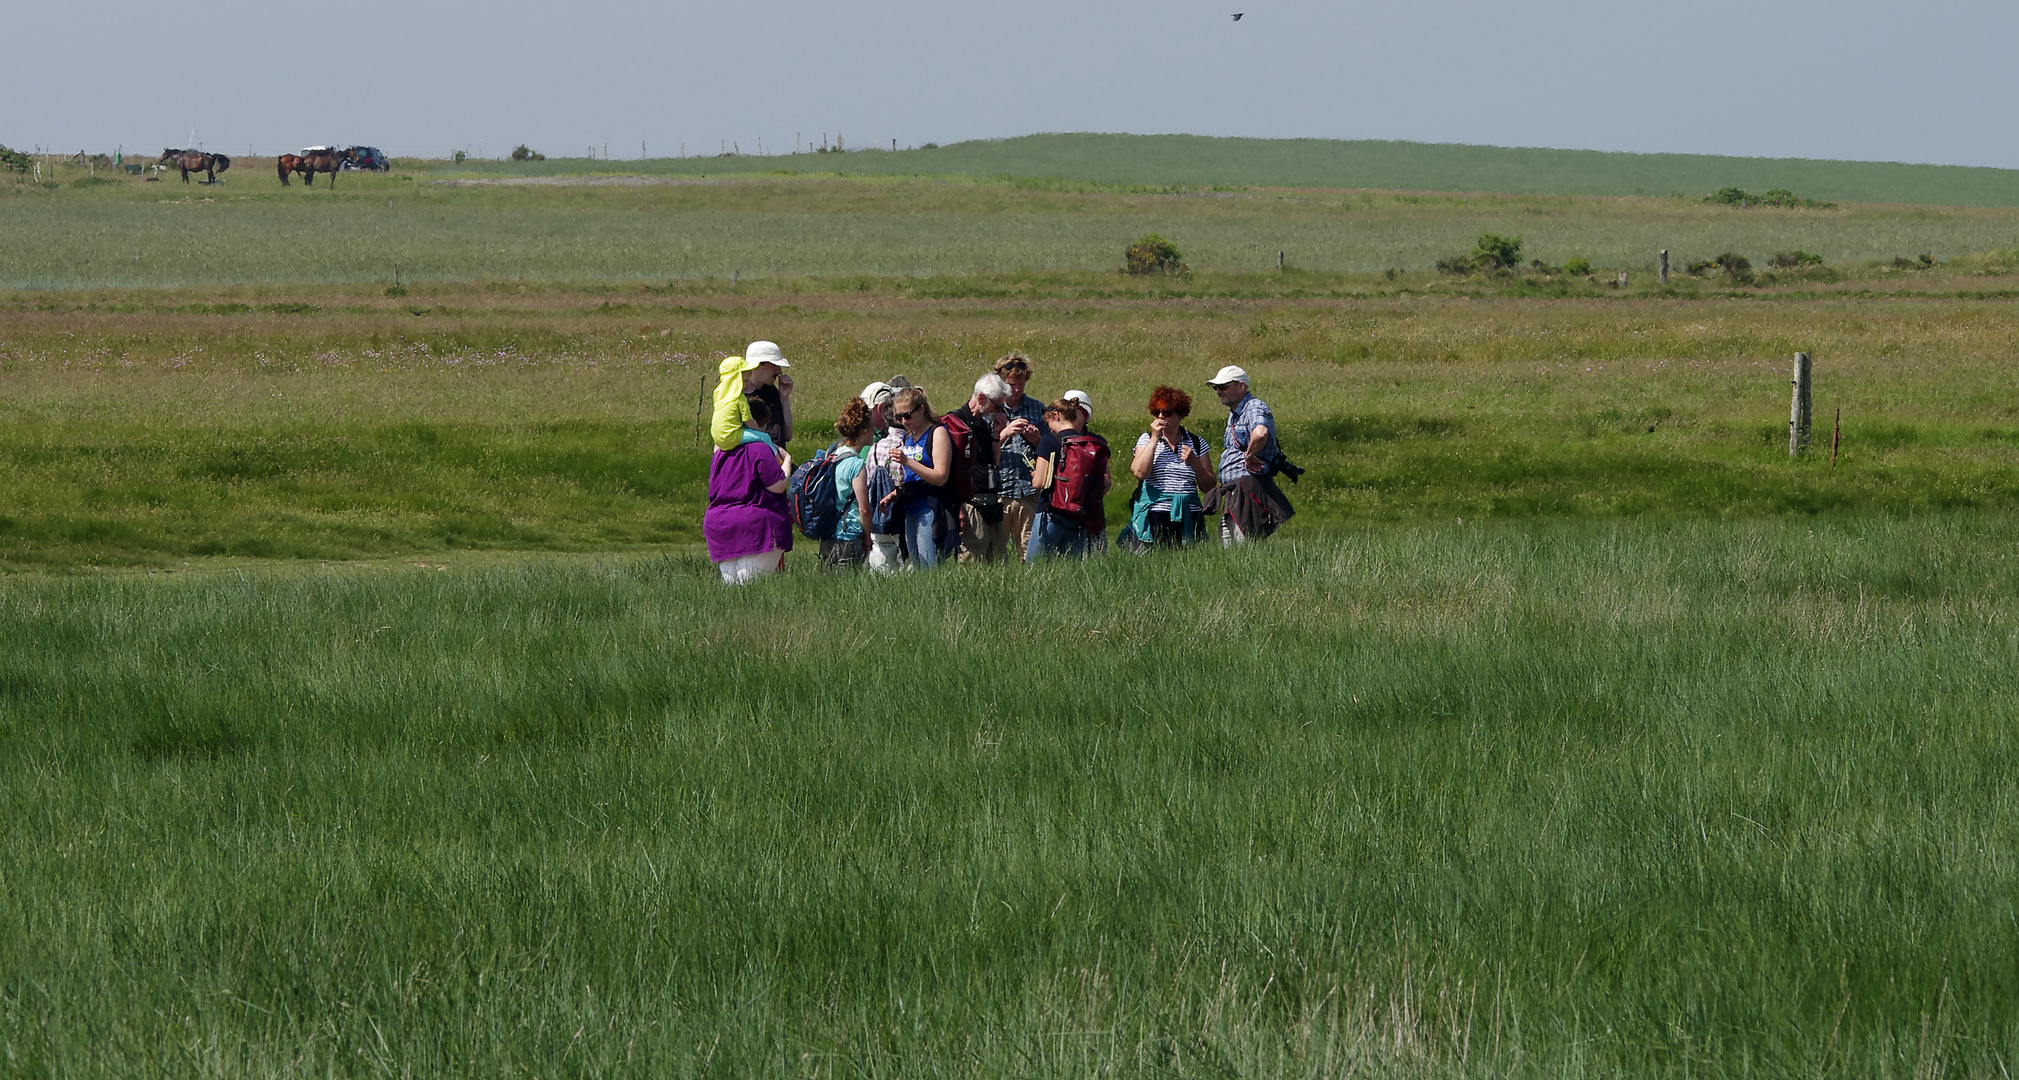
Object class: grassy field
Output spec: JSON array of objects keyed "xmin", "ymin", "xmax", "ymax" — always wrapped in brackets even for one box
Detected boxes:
[
  {"xmin": 7, "ymin": 167, "xmax": 2019, "ymax": 289},
  {"xmin": 8, "ymin": 145, "xmax": 2019, "ymax": 1075},
  {"xmin": 7, "ymin": 276, "xmax": 2019, "ymax": 570},
  {"xmin": 411, "ymin": 133, "xmax": 2019, "ymax": 208},
  {"xmin": 3, "ymin": 518, "xmax": 2017, "ymax": 1076}
]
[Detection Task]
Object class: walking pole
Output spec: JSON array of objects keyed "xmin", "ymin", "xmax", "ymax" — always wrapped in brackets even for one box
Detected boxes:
[{"xmin": 694, "ymin": 369, "xmax": 707, "ymax": 448}]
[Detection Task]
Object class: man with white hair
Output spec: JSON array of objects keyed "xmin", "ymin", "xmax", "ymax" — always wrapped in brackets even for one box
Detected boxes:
[{"xmin": 946, "ymin": 373, "xmax": 1012, "ymax": 563}]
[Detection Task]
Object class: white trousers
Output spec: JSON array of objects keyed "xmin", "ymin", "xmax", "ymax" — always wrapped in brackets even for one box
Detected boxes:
[{"xmin": 716, "ymin": 551, "xmax": 784, "ymax": 585}]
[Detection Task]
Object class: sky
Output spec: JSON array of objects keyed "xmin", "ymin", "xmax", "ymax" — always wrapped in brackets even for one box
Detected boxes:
[{"xmin": 10, "ymin": 0, "xmax": 2016, "ymax": 168}]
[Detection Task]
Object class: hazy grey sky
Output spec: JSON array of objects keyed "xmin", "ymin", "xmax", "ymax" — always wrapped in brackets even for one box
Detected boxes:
[{"xmin": 12, "ymin": 0, "xmax": 2015, "ymax": 167}]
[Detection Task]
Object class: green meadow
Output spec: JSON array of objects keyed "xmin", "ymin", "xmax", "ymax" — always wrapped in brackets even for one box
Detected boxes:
[
  {"xmin": 4, "ymin": 521, "xmax": 2018, "ymax": 1077},
  {"xmin": 6, "ymin": 144, "xmax": 2019, "ymax": 1076}
]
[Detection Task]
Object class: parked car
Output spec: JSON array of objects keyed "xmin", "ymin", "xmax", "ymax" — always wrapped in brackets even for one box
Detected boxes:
[{"xmin": 340, "ymin": 146, "xmax": 390, "ymax": 171}]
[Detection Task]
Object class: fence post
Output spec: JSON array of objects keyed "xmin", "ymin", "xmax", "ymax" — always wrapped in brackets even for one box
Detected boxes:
[
  {"xmin": 695, "ymin": 369, "xmax": 708, "ymax": 448},
  {"xmin": 1659, "ymin": 249, "xmax": 1669, "ymax": 284},
  {"xmin": 1277, "ymin": 251, "xmax": 1284, "ymax": 270},
  {"xmin": 1789, "ymin": 352, "xmax": 1812, "ymax": 456}
]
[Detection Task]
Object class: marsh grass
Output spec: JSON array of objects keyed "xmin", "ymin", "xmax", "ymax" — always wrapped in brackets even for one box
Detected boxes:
[{"xmin": 2, "ymin": 518, "xmax": 2017, "ymax": 1076}]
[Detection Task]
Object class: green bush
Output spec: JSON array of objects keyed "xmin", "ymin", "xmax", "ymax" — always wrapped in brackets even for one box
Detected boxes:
[
  {"xmin": 1471, "ymin": 233, "xmax": 1523, "ymax": 271},
  {"xmin": 509, "ymin": 145, "xmax": 545, "ymax": 162},
  {"xmin": 1769, "ymin": 250, "xmax": 1824, "ymax": 269},
  {"xmin": 0, "ymin": 144, "xmax": 31, "ymax": 173},
  {"xmin": 1124, "ymin": 234, "xmax": 1187, "ymax": 275},
  {"xmin": 1563, "ymin": 257, "xmax": 1592, "ymax": 276},
  {"xmin": 1705, "ymin": 186, "xmax": 1835, "ymax": 209}
]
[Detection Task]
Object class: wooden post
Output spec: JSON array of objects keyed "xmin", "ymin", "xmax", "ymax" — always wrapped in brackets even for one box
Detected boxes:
[
  {"xmin": 694, "ymin": 369, "xmax": 708, "ymax": 448},
  {"xmin": 1659, "ymin": 249, "xmax": 1669, "ymax": 285},
  {"xmin": 1789, "ymin": 352, "xmax": 1812, "ymax": 456},
  {"xmin": 1831, "ymin": 408, "xmax": 1841, "ymax": 468},
  {"xmin": 1276, "ymin": 251, "xmax": 1284, "ymax": 270}
]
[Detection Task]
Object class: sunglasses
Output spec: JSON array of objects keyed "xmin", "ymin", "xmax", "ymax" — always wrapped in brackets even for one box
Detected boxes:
[
  {"xmin": 893, "ymin": 410, "xmax": 917, "ymax": 421},
  {"xmin": 1151, "ymin": 409, "xmax": 1180, "ymax": 417}
]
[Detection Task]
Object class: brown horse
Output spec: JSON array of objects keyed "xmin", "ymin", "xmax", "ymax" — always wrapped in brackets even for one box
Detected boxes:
[
  {"xmin": 159, "ymin": 149, "xmax": 230, "ymax": 183},
  {"xmin": 284, "ymin": 147, "xmax": 343, "ymax": 188}
]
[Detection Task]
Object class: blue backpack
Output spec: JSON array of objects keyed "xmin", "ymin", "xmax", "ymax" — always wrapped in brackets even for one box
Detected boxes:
[{"xmin": 788, "ymin": 443, "xmax": 844, "ymax": 540}]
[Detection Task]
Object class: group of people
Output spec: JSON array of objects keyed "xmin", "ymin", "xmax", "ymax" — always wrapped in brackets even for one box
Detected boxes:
[{"xmin": 701, "ymin": 342, "xmax": 1298, "ymax": 584}]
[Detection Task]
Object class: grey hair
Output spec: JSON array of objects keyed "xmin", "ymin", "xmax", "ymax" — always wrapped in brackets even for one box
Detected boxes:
[{"xmin": 973, "ymin": 373, "xmax": 1011, "ymax": 402}]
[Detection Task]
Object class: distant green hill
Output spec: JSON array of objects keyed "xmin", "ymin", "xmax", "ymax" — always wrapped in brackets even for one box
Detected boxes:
[{"xmin": 418, "ymin": 133, "xmax": 2019, "ymax": 208}]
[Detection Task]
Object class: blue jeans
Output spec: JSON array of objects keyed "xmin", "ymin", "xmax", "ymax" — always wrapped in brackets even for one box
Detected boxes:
[
  {"xmin": 904, "ymin": 499, "xmax": 945, "ymax": 569},
  {"xmin": 1024, "ymin": 511, "xmax": 1088, "ymax": 562}
]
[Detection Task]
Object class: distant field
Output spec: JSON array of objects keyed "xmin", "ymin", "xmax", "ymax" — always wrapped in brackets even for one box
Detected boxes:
[
  {"xmin": 412, "ymin": 133, "xmax": 2019, "ymax": 208},
  {"xmin": 5, "ymin": 167, "xmax": 2019, "ymax": 289}
]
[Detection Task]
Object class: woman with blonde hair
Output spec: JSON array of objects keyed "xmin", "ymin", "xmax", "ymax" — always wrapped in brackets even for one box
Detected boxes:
[{"xmin": 888, "ymin": 386, "xmax": 957, "ymax": 568}]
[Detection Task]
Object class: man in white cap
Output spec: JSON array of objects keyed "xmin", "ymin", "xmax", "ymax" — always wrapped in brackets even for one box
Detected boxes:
[
  {"xmin": 709, "ymin": 340, "xmax": 793, "ymax": 452},
  {"xmin": 1207, "ymin": 365, "xmax": 1280, "ymax": 545}
]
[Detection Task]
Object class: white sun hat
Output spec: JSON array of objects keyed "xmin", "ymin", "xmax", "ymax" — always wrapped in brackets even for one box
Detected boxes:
[
  {"xmin": 1207, "ymin": 365, "xmax": 1249, "ymax": 386},
  {"xmin": 744, "ymin": 340, "xmax": 791, "ymax": 368}
]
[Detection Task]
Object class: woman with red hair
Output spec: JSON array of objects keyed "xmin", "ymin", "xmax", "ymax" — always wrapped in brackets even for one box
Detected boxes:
[{"xmin": 1123, "ymin": 385, "xmax": 1216, "ymax": 548}]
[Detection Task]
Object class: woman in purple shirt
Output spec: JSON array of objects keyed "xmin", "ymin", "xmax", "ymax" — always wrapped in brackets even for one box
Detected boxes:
[{"xmin": 704, "ymin": 397, "xmax": 794, "ymax": 584}]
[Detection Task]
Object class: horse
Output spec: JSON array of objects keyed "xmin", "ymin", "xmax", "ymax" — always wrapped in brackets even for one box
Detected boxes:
[
  {"xmin": 286, "ymin": 147, "xmax": 343, "ymax": 188},
  {"xmin": 159, "ymin": 149, "xmax": 230, "ymax": 184}
]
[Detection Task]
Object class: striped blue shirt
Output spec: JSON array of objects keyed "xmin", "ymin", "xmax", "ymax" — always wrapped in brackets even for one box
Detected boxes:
[{"xmin": 1218, "ymin": 394, "xmax": 1278, "ymax": 484}]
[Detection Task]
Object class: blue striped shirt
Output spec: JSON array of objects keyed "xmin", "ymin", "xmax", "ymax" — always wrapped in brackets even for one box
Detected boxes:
[
  {"xmin": 1218, "ymin": 394, "xmax": 1278, "ymax": 484},
  {"xmin": 1134, "ymin": 429, "xmax": 1212, "ymax": 494}
]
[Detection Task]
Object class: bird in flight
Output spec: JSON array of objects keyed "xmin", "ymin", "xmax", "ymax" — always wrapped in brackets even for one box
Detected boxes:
[{"xmin": 1231, "ymin": 12, "xmax": 1243, "ymax": 19}]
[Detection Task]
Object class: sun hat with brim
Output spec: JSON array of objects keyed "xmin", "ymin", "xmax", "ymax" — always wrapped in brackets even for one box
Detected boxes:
[
  {"xmin": 1063, "ymin": 390, "xmax": 1094, "ymax": 418},
  {"xmin": 860, "ymin": 381, "xmax": 895, "ymax": 405},
  {"xmin": 744, "ymin": 340, "xmax": 791, "ymax": 368},
  {"xmin": 1207, "ymin": 365, "xmax": 1249, "ymax": 386}
]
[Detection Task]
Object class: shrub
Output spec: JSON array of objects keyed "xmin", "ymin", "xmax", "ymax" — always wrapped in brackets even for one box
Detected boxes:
[
  {"xmin": 1769, "ymin": 251, "xmax": 1824, "ymax": 269},
  {"xmin": 1471, "ymin": 233, "xmax": 1523, "ymax": 271},
  {"xmin": 1716, "ymin": 253, "xmax": 1754, "ymax": 283},
  {"xmin": 1892, "ymin": 254, "xmax": 1938, "ymax": 270},
  {"xmin": 919, "ymin": 142, "xmax": 939, "ymax": 150},
  {"xmin": 1125, "ymin": 234, "xmax": 1187, "ymax": 275},
  {"xmin": 1435, "ymin": 254, "xmax": 1475, "ymax": 275},
  {"xmin": 0, "ymin": 144, "xmax": 30, "ymax": 173},
  {"xmin": 510, "ymin": 145, "xmax": 545, "ymax": 162},
  {"xmin": 1705, "ymin": 186, "xmax": 1835, "ymax": 209},
  {"xmin": 1563, "ymin": 257, "xmax": 1592, "ymax": 276},
  {"xmin": 452, "ymin": 150, "xmax": 467, "ymax": 163}
]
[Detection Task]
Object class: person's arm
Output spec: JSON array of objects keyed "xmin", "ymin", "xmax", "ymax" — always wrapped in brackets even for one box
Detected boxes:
[
  {"xmin": 1187, "ymin": 434, "xmax": 1217, "ymax": 491},
  {"xmin": 1031, "ymin": 454, "xmax": 1053, "ymax": 491},
  {"xmin": 777, "ymin": 375, "xmax": 794, "ymax": 443},
  {"xmin": 1130, "ymin": 432, "xmax": 1162, "ymax": 482},
  {"xmin": 852, "ymin": 468, "xmax": 873, "ymax": 548},
  {"xmin": 1243, "ymin": 424, "xmax": 1270, "ymax": 474}
]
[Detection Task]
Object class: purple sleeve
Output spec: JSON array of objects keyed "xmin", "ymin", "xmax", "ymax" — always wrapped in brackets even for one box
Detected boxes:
[{"xmin": 754, "ymin": 449, "xmax": 785, "ymax": 487}]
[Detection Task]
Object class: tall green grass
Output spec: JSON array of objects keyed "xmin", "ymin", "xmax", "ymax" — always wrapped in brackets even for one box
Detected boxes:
[
  {"xmin": 3, "ymin": 517, "xmax": 2016, "ymax": 1076},
  {"xmin": 415, "ymin": 133, "xmax": 2019, "ymax": 208}
]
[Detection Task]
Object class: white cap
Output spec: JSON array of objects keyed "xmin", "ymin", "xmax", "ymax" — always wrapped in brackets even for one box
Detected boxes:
[
  {"xmin": 860, "ymin": 381, "xmax": 894, "ymax": 406},
  {"xmin": 1063, "ymin": 390, "xmax": 1093, "ymax": 418},
  {"xmin": 745, "ymin": 340, "xmax": 790, "ymax": 368},
  {"xmin": 1207, "ymin": 365, "xmax": 1249, "ymax": 387}
]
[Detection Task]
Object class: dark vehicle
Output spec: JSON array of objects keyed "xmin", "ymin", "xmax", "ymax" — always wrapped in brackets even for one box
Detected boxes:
[{"xmin": 340, "ymin": 146, "xmax": 389, "ymax": 171}]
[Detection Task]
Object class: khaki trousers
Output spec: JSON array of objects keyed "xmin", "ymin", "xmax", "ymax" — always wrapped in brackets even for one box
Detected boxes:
[
  {"xmin": 958, "ymin": 504, "xmax": 1011, "ymax": 564},
  {"xmin": 1000, "ymin": 495, "xmax": 1045, "ymax": 563}
]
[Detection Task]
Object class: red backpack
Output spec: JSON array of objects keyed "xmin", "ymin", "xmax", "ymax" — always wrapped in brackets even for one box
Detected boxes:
[
  {"xmin": 938, "ymin": 410, "xmax": 977, "ymax": 505},
  {"xmin": 1048, "ymin": 434, "xmax": 1108, "ymax": 522}
]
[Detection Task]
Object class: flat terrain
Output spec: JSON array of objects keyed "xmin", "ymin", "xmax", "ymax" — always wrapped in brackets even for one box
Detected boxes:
[
  {"xmin": 7, "ymin": 166, "xmax": 2019, "ymax": 288},
  {"xmin": 5, "ymin": 158, "xmax": 2019, "ymax": 1076},
  {"xmin": 422, "ymin": 133, "xmax": 2019, "ymax": 207}
]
